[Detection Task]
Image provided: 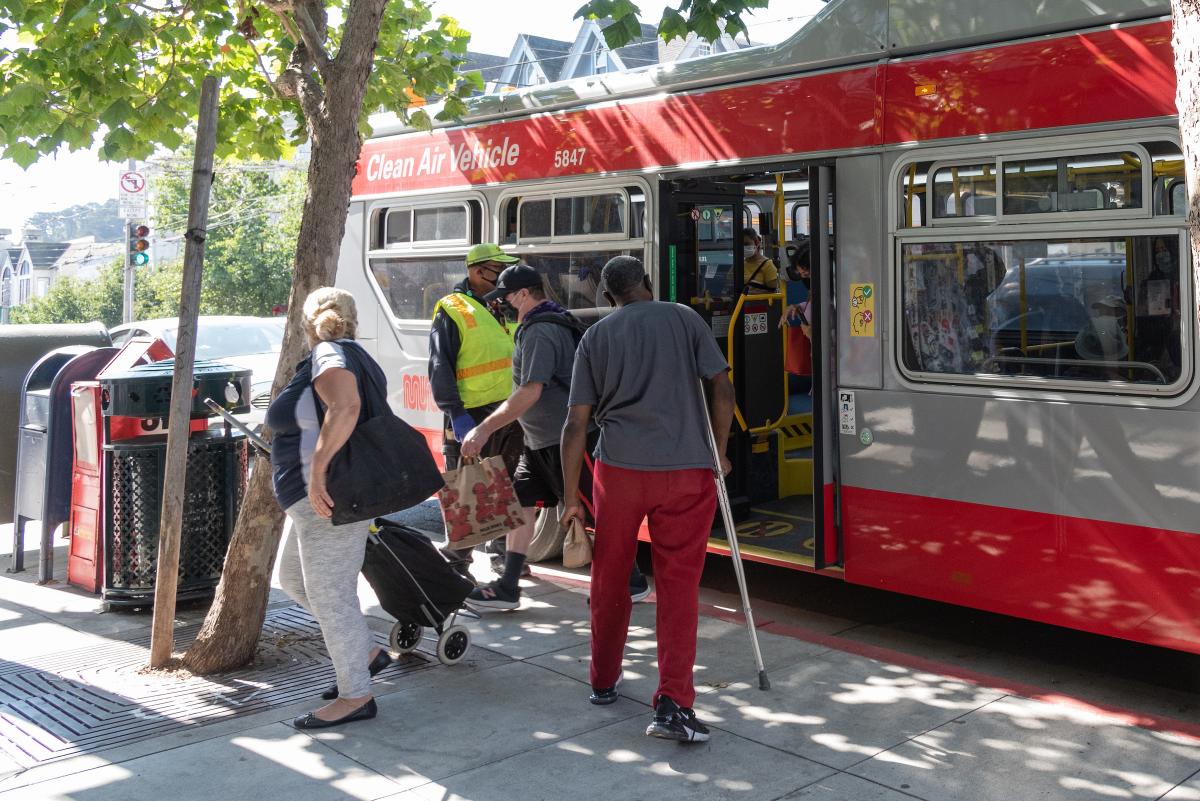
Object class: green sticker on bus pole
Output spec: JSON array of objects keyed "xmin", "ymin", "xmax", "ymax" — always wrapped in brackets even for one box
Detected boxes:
[{"xmin": 668, "ymin": 245, "xmax": 677, "ymax": 302}]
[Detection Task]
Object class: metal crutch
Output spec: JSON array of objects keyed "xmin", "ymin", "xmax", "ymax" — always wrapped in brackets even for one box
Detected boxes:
[{"xmin": 697, "ymin": 380, "xmax": 770, "ymax": 691}]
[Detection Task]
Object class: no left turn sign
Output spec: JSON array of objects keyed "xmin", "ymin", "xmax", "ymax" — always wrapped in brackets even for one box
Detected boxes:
[{"xmin": 120, "ymin": 171, "xmax": 145, "ymax": 193}]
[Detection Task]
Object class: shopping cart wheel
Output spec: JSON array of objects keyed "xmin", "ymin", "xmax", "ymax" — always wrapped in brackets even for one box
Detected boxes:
[
  {"xmin": 436, "ymin": 625, "xmax": 471, "ymax": 666},
  {"xmin": 389, "ymin": 621, "xmax": 423, "ymax": 654}
]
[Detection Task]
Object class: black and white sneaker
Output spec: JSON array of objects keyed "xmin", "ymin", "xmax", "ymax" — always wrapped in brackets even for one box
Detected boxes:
[
  {"xmin": 466, "ymin": 581, "xmax": 520, "ymax": 611},
  {"xmin": 645, "ymin": 696, "xmax": 710, "ymax": 743},
  {"xmin": 589, "ymin": 672, "xmax": 623, "ymax": 705},
  {"xmin": 629, "ymin": 580, "xmax": 652, "ymax": 604}
]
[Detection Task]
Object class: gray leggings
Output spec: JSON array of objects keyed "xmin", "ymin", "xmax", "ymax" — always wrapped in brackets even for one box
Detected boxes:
[{"xmin": 279, "ymin": 500, "xmax": 374, "ymax": 699}]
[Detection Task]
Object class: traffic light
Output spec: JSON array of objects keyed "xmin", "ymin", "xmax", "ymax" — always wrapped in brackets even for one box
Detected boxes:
[{"xmin": 127, "ymin": 223, "xmax": 150, "ymax": 267}]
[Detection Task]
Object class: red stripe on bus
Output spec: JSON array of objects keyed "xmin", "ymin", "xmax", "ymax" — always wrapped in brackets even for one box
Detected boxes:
[
  {"xmin": 882, "ymin": 21, "xmax": 1177, "ymax": 143},
  {"xmin": 353, "ymin": 21, "xmax": 1175, "ymax": 197},
  {"xmin": 840, "ymin": 485, "xmax": 1200, "ymax": 655}
]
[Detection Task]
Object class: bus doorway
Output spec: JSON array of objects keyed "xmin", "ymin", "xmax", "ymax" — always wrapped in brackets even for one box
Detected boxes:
[{"xmin": 658, "ymin": 167, "xmax": 839, "ymax": 570}]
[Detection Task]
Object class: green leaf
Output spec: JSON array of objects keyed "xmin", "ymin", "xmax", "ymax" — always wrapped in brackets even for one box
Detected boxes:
[
  {"xmin": 5, "ymin": 82, "xmax": 42, "ymax": 108},
  {"xmin": 4, "ymin": 140, "xmax": 38, "ymax": 168}
]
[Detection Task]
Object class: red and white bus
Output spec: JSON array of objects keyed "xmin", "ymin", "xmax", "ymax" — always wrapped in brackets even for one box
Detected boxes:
[{"xmin": 335, "ymin": 0, "xmax": 1199, "ymax": 654}]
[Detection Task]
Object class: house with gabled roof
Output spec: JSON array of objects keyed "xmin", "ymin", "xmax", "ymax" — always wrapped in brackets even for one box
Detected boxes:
[
  {"xmin": 497, "ymin": 34, "xmax": 574, "ymax": 90},
  {"xmin": 482, "ymin": 20, "xmax": 752, "ymax": 94}
]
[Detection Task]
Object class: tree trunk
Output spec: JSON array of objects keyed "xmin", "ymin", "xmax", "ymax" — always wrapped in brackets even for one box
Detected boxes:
[
  {"xmin": 183, "ymin": 3, "xmax": 388, "ymax": 673},
  {"xmin": 1174, "ymin": 1, "xmax": 1200, "ymax": 290}
]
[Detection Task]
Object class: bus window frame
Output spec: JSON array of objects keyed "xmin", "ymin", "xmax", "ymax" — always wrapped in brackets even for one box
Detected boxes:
[
  {"xmin": 995, "ymin": 143, "xmax": 1152, "ymax": 224},
  {"xmin": 375, "ymin": 199, "xmax": 478, "ymax": 250},
  {"xmin": 892, "ymin": 223, "xmax": 1193, "ymax": 399},
  {"xmin": 363, "ymin": 190, "xmax": 490, "ymax": 326},
  {"xmin": 512, "ymin": 187, "xmax": 632, "ymax": 244},
  {"xmin": 924, "ymin": 158, "xmax": 999, "ymax": 226},
  {"xmin": 494, "ymin": 177, "xmax": 654, "ymax": 303},
  {"xmin": 497, "ymin": 175, "xmax": 652, "ymax": 250}
]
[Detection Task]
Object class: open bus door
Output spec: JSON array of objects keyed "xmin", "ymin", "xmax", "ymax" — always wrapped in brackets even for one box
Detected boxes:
[
  {"xmin": 661, "ymin": 176, "xmax": 839, "ymax": 569},
  {"xmin": 808, "ymin": 165, "xmax": 841, "ymax": 569}
]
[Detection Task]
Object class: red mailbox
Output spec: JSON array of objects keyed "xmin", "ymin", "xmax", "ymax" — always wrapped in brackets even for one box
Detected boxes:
[{"xmin": 66, "ymin": 337, "xmax": 211, "ymax": 594}]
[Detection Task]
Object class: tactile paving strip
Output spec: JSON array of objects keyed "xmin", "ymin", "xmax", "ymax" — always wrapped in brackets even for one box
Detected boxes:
[{"xmin": 0, "ymin": 606, "xmax": 432, "ymax": 767}]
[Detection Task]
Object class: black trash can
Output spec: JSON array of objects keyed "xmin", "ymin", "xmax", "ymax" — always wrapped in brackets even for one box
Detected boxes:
[
  {"xmin": 98, "ymin": 358, "xmax": 252, "ymax": 607},
  {"xmin": 103, "ymin": 431, "xmax": 247, "ymax": 606}
]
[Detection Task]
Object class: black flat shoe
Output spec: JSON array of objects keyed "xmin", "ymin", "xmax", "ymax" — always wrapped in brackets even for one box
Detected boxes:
[
  {"xmin": 322, "ymin": 650, "xmax": 392, "ymax": 700},
  {"xmin": 293, "ymin": 698, "xmax": 377, "ymax": 730}
]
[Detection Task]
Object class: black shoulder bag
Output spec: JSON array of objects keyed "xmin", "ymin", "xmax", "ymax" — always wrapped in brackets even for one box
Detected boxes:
[{"xmin": 314, "ymin": 344, "xmax": 445, "ymax": 525}]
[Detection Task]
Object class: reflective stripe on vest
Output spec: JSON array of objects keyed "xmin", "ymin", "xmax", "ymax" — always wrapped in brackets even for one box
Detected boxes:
[{"xmin": 433, "ymin": 291, "xmax": 514, "ymax": 409}]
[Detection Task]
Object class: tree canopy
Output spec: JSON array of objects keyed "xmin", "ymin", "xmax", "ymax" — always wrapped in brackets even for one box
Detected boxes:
[
  {"xmin": 0, "ymin": 0, "xmax": 479, "ymax": 168},
  {"xmin": 576, "ymin": 0, "xmax": 770, "ymax": 48}
]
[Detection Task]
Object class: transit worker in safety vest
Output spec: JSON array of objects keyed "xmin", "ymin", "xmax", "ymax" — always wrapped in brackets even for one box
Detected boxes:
[
  {"xmin": 562, "ymin": 255, "xmax": 735, "ymax": 744},
  {"xmin": 429, "ymin": 243, "xmax": 525, "ymax": 577},
  {"xmin": 457, "ymin": 264, "xmax": 650, "ymax": 610}
]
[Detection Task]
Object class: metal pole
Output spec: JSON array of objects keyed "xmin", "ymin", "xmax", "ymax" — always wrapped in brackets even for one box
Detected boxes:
[
  {"xmin": 149, "ymin": 75, "xmax": 220, "ymax": 668},
  {"xmin": 122, "ymin": 159, "xmax": 135, "ymax": 324},
  {"xmin": 697, "ymin": 380, "xmax": 770, "ymax": 690}
]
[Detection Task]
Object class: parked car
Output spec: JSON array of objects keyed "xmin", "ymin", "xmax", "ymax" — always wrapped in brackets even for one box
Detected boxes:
[{"xmin": 108, "ymin": 315, "xmax": 284, "ymax": 423}]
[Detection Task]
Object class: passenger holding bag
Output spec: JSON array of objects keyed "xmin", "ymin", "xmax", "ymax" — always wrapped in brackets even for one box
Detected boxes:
[{"xmin": 268, "ymin": 287, "xmax": 436, "ymax": 732}]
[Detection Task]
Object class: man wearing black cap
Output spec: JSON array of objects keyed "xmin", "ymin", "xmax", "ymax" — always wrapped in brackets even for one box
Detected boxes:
[{"xmin": 461, "ymin": 264, "xmax": 649, "ymax": 609}]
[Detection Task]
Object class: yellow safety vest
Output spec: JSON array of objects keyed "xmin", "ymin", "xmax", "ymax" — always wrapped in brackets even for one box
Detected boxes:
[{"xmin": 433, "ymin": 291, "xmax": 514, "ymax": 409}]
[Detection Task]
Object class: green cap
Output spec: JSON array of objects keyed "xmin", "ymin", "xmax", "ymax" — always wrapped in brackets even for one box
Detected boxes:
[{"xmin": 466, "ymin": 243, "xmax": 519, "ymax": 266}]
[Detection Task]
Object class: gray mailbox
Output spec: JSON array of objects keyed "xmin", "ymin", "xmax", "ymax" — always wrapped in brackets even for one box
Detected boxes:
[{"xmin": 11, "ymin": 346, "xmax": 118, "ymax": 577}]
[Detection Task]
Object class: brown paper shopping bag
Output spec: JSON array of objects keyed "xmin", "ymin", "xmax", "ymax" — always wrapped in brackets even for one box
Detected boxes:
[
  {"xmin": 561, "ymin": 517, "xmax": 594, "ymax": 569},
  {"xmin": 437, "ymin": 455, "xmax": 523, "ymax": 550}
]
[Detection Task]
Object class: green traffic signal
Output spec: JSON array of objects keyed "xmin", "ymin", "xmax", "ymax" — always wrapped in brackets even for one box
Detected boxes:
[{"xmin": 128, "ymin": 222, "xmax": 151, "ymax": 267}]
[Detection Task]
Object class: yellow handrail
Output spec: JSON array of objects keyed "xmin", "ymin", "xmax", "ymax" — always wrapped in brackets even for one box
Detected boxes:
[{"xmin": 726, "ymin": 290, "xmax": 789, "ymax": 435}]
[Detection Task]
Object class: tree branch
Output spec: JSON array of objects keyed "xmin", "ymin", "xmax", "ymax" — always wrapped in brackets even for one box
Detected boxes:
[
  {"xmin": 277, "ymin": 45, "xmax": 324, "ymax": 123},
  {"xmin": 262, "ymin": 0, "xmax": 332, "ymax": 79},
  {"xmin": 263, "ymin": 1, "xmax": 303, "ymax": 53},
  {"xmin": 248, "ymin": 38, "xmax": 282, "ymax": 99},
  {"xmin": 291, "ymin": 1, "xmax": 333, "ymax": 77},
  {"xmin": 330, "ymin": 0, "xmax": 389, "ymax": 104}
]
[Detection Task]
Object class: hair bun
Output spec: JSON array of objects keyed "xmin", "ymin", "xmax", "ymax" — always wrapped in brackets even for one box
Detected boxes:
[
  {"xmin": 302, "ymin": 286, "xmax": 358, "ymax": 342},
  {"xmin": 313, "ymin": 309, "xmax": 347, "ymax": 341}
]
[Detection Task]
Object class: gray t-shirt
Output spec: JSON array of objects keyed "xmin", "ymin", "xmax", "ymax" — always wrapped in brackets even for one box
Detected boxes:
[
  {"xmin": 568, "ymin": 300, "xmax": 729, "ymax": 471},
  {"xmin": 513, "ymin": 320, "xmax": 576, "ymax": 449}
]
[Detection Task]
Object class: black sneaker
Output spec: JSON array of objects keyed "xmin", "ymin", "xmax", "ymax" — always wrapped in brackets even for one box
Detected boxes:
[
  {"xmin": 589, "ymin": 673, "xmax": 623, "ymax": 705},
  {"xmin": 629, "ymin": 580, "xmax": 651, "ymax": 603},
  {"xmin": 587, "ymin": 581, "xmax": 653, "ymax": 606},
  {"xmin": 646, "ymin": 696, "xmax": 710, "ymax": 743},
  {"xmin": 466, "ymin": 580, "xmax": 520, "ymax": 611}
]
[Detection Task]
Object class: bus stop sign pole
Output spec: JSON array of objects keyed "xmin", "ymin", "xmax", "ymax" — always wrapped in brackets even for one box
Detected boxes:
[{"xmin": 698, "ymin": 380, "xmax": 770, "ymax": 691}]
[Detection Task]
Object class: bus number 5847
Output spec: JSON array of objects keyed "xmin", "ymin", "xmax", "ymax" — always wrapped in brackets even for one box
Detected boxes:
[{"xmin": 554, "ymin": 148, "xmax": 587, "ymax": 168}]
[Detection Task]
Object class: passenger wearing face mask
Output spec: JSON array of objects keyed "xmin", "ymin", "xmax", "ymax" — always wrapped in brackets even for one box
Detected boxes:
[
  {"xmin": 429, "ymin": 243, "xmax": 525, "ymax": 580},
  {"xmin": 742, "ymin": 228, "xmax": 780, "ymax": 295}
]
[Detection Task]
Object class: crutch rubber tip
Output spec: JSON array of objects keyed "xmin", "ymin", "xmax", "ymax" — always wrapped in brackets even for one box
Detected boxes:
[{"xmin": 758, "ymin": 671, "xmax": 771, "ymax": 691}]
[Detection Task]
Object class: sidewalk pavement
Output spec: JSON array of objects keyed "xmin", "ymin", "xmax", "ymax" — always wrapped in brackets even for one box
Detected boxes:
[{"xmin": 1, "ymin": 522, "xmax": 1199, "ymax": 801}]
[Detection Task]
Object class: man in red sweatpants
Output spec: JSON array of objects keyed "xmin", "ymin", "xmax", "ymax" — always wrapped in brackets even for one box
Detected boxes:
[{"xmin": 561, "ymin": 255, "xmax": 734, "ymax": 744}]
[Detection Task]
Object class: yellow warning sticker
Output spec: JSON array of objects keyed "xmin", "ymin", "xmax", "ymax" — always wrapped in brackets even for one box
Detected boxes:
[{"xmin": 850, "ymin": 283, "xmax": 875, "ymax": 337}]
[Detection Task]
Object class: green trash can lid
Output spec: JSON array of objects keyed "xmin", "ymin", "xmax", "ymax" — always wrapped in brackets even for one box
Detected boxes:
[{"xmin": 100, "ymin": 359, "xmax": 252, "ymax": 384}]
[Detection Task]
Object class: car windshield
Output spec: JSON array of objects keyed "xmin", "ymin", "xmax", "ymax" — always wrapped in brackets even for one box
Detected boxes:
[{"xmin": 161, "ymin": 320, "xmax": 284, "ymax": 358}]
